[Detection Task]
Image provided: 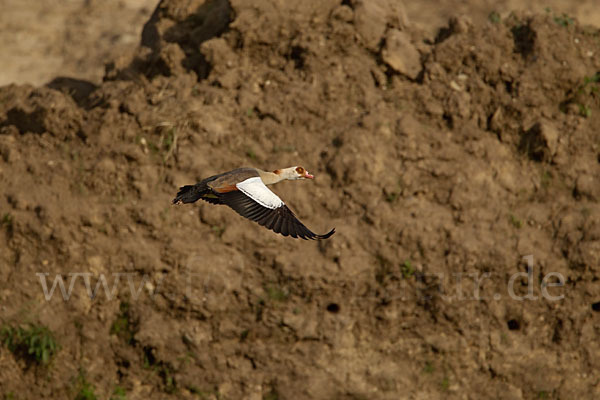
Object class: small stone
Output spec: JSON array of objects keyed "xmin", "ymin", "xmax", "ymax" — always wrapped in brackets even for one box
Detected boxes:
[
  {"xmin": 331, "ymin": 5, "xmax": 353, "ymax": 22},
  {"xmin": 489, "ymin": 107, "xmax": 503, "ymax": 133},
  {"xmin": 449, "ymin": 15, "xmax": 473, "ymax": 34},
  {"xmin": 449, "ymin": 80, "xmax": 462, "ymax": 91},
  {"xmin": 575, "ymin": 174, "xmax": 599, "ymax": 201},
  {"xmin": 382, "ymin": 29, "xmax": 421, "ymax": 79}
]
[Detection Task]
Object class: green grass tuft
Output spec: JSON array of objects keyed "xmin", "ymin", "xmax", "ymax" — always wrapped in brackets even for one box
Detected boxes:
[
  {"xmin": 540, "ymin": 170, "xmax": 552, "ymax": 189},
  {"xmin": 509, "ymin": 214, "xmax": 523, "ymax": 229},
  {"xmin": 1, "ymin": 213, "xmax": 14, "ymax": 234},
  {"xmin": 263, "ymin": 389, "xmax": 279, "ymax": 400},
  {"xmin": 110, "ymin": 302, "xmax": 136, "ymax": 345},
  {"xmin": 75, "ymin": 373, "xmax": 97, "ymax": 400},
  {"xmin": 211, "ymin": 225, "xmax": 225, "ymax": 237},
  {"xmin": 401, "ymin": 260, "xmax": 415, "ymax": 278},
  {"xmin": 110, "ymin": 386, "xmax": 127, "ymax": 400},
  {"xmin": 578, "ymin": 104, "xmax": 592, "ymax": 117},
  {"xmin": 488, "ymin": 11, "xmax": 500, "ymax": 24},
  {"xmin": 246, "ymin": 148, "xmax": 257, "ymax": 160},
  {"xmin": 553, "ymin": 13, "xmax": 574, "ymax": 27},
  {"xmin": 423, "ymin": 361, "xmax": 434, "ymax": 374},
  {"xmin": 441, "ymin": 377, "xmax": 450, "ymax": 391},
  {"xmin": 385, "ymin": 191, "xmax": 399, "ymax": 203},
  {"xmin": 1, "ymin": 323, "xmax": 58, "ymax": 365},
  {"xmin": 265, "ymin": 285, "xmax": 289, "ymax": 302}
]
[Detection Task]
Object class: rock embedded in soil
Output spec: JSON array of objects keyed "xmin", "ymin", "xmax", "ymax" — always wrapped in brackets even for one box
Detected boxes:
[{"xmin": 381, "ymin": 29, "xmax": 422, "ymax": 79}]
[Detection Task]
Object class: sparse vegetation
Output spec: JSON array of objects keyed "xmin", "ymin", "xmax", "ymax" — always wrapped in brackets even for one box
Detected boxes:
[
  {"xmin": 265, "ymin": 285, "xmax": 289, "ymax": 302},
  {"xmin": 246, "ymin": 148, "xmax": 257, "ymax": 160},
  {"xmin": 1, "ymin": 323, "xmax": 58, "ymax": 365},
  {"xmin": 142, "ymin": 346, "xmax": 177, "ymax": 393},
  {"xmin": 582, "ymin": 73, "xmax": 600, "ymax": 87},
  {"xmin": 136, "ymin": 124, "xmax": 177, "ymax": 163},
  {"xmin": 488, "ymin": 11, "xmax": 501, "ymax": 24},
  {"xmin": 160, "ymin": 126, "xmax": 177, "ymax": 162},
  {"xmin": 573, "ymin": 73, "xmax": 600, "ymax": 117},
  {"xmin": 578, "ymin": 103, "xmax": 592, "ymax": 117},
  {"xmin": 263, "ymin": 389, "xmax": 280, "ymax": 400},
  {"xmin": 1, "ymin": 213, "xmax": 13, "ymax": 234},
  {"xmin": 74, "ymin": 371, "xmax": 97, "ymax": 400},
  {"xmin": 423, "ymin": 361, "xmax": 434, "ymax": 374},
  {"xmin": 541, "ymin": 170, "xmax": 552, "ymax": 189},
  {"xmin": 401, "ymin": 260, "xmax": 415, "ymax": 278},
  {"xmin": 385, "ymin": 191, "xmax": 399, "ymax": 203},
  {"xmin": 384, "ymin": 179, "xmax": 404, "ymax": 203},
  {"xmin": 159, "ymin": 364, "xmax": 176, "ymax": 394},
  {"xmin": 553, "ymin": 13, "xmax": 574, "ymax": 27},
  {"xmin": 110, "ymin": 386, "xmax": 127, "ymax": 400},
  {"xmin": 187, "ymin": 386, "xmax": 220, "ymax": 399},
  {"xmin": 509, "ymin": 214, "xmax": 523, "ymax": 229},
  {"xmin": 441, "ymin": 377, "xmax": 450, "ymax": 391},
  {"xmin": 211, "ymin": 225, "xmax": 225, "ymax": 237},
  {"xmin": 110, "ymin": 302, "xmax": 136, "ymax": 345}
]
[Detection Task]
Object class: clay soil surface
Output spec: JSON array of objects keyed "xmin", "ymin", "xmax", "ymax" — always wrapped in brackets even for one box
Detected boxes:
[{"xmin": 1, "ymin": 1, "xmax": 600, "ymax": 399}]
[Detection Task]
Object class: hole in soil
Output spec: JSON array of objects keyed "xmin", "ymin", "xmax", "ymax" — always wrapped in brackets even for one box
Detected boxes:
[
  {"xmin": 507, "ymin": 319, "xmax": 520, "ymax": 330},
  {"xmin": 332, "ymin": 136, "xmax": 344, "ymax": 148},
  {"xmin": 143, "ymin": 346, "xmax": 157, "ymax": 366},
  {"xmin": 592, "ymin": 301, "xmax": 600, "ymax": 312},
  {"xmin": 442, "ymin": 113, "xmax": 453, "ymax": 129},
  {"xmin": 289, "ymin": 45, "xmax": 307, "ymax": 70},
  {"xmin": 434, "ymin": 26, "xmax": 453, "ymax": 44},
  {"xmin": 3, "ymin": 108, "xmax": 45, "ymax": 134},
  {"xmin": 597, "ymin": 153, "xmax": 600, "ymax": 163},
  {"xmin": 512, "ymin": 23, "xmax": 536, "ymax": 60},
  {"xmin": 341, "ymin": 0, "xmax": 352, "ymax": 7},
  {"xmin": 504, "ymin": 80, "xmax": 514, "ymax": 95},
  {"xmin": 552, "ymin": 319, "xmax": 563, "ymax": 343},
  {"xmin": 326, "ymin": 303, "xmax": 340, "ymax": 313},
  {"xmin": 519, "ymin": 122, "xmax": 549, "ymax": 162}
]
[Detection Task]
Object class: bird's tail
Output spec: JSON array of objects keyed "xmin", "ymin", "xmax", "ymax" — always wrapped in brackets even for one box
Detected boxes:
[{"xmin": 172, "ymin": 183, "xmax": 208, "ymax": 204}]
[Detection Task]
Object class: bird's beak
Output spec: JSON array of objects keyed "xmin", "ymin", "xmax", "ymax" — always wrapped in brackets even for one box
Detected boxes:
[{"xmin": 304, "ymin": 171, "xmax": 314, "ymax": 179}]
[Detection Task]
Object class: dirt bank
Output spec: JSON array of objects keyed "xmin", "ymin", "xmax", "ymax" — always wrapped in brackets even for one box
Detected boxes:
[{"xmin": 1, "ymin": 0, "xmax": 599, "ymax": 399}]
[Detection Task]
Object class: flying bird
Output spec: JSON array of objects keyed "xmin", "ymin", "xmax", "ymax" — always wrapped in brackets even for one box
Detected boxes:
[{"xmin": 172, "ymin": 166, "xmax": 335, "ymax": 240}]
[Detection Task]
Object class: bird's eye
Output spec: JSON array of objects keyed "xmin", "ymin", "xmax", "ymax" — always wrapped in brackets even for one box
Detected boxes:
[{"xmin": 296, "ymin": 167, "xmax": 305, "ymax": 174}]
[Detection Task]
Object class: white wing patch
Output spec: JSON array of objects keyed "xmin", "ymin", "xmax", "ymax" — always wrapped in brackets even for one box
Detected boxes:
[{"xmin": 236, "ymin": 177, "xmax": 284, "ymax": 209}]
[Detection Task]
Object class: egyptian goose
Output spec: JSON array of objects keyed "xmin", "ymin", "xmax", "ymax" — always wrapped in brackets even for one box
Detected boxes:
[{"xmin": 172, "ymin": 166, "xmax": 335, "ymax": 240}]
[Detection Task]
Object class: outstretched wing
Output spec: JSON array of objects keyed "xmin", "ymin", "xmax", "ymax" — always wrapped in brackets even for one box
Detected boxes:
[{"xmin": 221, "ymin": 177, "xmax": 335, "ymax": 240}]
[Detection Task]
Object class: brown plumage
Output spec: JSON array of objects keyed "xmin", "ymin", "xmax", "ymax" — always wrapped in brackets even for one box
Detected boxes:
[{"xmin": 172, "ymin": 167, "xmax": 335, "ymax": 240}]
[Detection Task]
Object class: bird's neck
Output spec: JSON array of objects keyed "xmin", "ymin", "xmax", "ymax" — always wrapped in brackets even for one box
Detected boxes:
[{"xmin": 258, "ymin": 170, "xmax": 285, "ymax": 185}]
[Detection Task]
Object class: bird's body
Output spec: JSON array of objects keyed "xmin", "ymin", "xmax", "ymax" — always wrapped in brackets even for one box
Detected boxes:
[{"xmin": 172, "ymin": 166, "xmax": 335, "ymax": 240}]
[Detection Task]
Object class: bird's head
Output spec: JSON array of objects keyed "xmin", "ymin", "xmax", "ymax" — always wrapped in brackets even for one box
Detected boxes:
[{"xmin": 275, "ymin": 166, "xmax": 314, "ymax": 180}]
